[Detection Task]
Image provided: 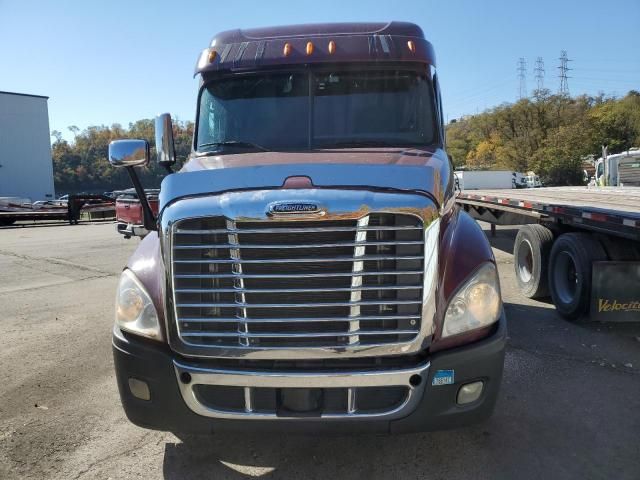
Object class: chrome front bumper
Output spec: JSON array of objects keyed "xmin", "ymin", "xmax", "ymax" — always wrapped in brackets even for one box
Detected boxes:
[{"xmin": 173, "ymin": 360, "xmax": 430, "ymax": 420}]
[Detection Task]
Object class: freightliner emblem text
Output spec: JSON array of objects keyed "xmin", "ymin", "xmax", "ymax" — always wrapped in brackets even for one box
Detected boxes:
[{"xmin": 268, "ymin": 202, "xmax": 322, "ymax": 215}]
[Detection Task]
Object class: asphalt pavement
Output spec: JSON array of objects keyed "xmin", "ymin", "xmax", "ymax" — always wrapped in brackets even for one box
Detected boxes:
[{"xmin": 1, "ymin": 221, "xmax": 639, "ymax": 479}]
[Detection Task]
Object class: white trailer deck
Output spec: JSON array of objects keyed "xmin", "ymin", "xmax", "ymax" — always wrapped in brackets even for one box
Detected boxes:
[{"xmin": 457, "ymin": 186, "xmax": 640, "ymax": 241}]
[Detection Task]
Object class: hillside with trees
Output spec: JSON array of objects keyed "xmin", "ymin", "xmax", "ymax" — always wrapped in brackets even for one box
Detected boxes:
[
  {"xmin": 51, "ymin": 119, "xmax": 194, "ymax": 194},
  {"xmin": 446, "ymin": 90, "xmax": 640, "ymax": 185},
  {"xmin": 50, "ymin": 90, "xmax": 640, "ymax": 193}
]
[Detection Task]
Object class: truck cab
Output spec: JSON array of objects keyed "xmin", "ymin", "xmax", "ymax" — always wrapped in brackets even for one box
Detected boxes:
[
  {"xmin": 594, "ymin": 148, "xmax": 640, "ymax": 186},
  {"xmin": 108, "ymin": 22, "xmax": 506, "ymax": 434},
  {"xmin": 524, "ymin": 173, "xmax": 542, "ymax": 188},
  {"xmin": 115, "ymin": 188, "xmax": 160, "ymax": 238}
]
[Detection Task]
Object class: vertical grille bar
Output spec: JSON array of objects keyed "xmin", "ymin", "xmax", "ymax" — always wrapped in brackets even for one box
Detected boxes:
[
  {"xmin": 347, "ymin": 387, "xmax": 357, "ymax": 414},
  {"xmin": 348, "ymin": 216, "xmax": 370, "ymax": 345},
  {"xmin": 244, "ymin": 387, "xmax": 253, "ymax": 413},
  {"xmin": 227, "ymin": 219, "xmax": 249, "ymax": 347}
]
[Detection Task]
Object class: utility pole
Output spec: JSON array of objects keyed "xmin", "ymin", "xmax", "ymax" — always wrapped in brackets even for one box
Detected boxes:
[
  {"xmin": 517, "ymin": 57, "xmax": 527, "ymax": 100},
  {"xmin": 558, "ymin": 50, "xmax": 571, "ymax": 95},
  {"xmin": 533, "ymin": 57, "xmax": 545, "ymax": 93},
  {"xmin": 602, "ymin": 145, "xmax": 608, "ymax": 186}
]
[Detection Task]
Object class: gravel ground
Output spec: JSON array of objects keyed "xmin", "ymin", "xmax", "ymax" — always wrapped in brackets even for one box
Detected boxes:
[{"xmin": 1, "ymin": 221, "xmax": 639, "ymax": 480}]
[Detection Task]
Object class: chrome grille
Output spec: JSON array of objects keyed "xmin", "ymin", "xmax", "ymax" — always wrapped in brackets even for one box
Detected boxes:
[{"xmin": 171, "ymin": 213, "xmax": 425, "ymax": 350}]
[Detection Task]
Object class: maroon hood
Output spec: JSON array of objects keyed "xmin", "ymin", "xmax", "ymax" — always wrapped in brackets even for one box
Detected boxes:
[
  {"xmin": 182, "ymin": 147, "xmax": 441, "ymax": 172},
  {"xmin": 158, "ymin": 147, "xmax": 454, "ymax": 213}
]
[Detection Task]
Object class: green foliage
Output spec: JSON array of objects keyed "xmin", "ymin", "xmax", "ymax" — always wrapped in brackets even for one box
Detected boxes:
[
  {"xmin": 446, "ymin": 91, "xmax": 640, "ymax": 185},
  {"xmin": 52, "ymin": 119, "xmax": 194, "ymax": 194},
  {"xmin": 54, "ymin": 92, "xmax": 640, "ymax": 192}
]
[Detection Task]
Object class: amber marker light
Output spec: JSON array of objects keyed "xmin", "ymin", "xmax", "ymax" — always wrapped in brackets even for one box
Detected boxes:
[
  {"xmin": 283, "ymin": 43, "xmax": 292, "ymax": 56},
  {"xmin": 208, "ymin": 49, "xmax": 217, "ymax": 63},
  {"xmin": 407, "ymin": 40, "xmax": 416, "ymax": 53},
  {"xmin": 306, "ymin": 41, "xmax": 314, "ymax": 55},
  {"xmin": 328, "ymin": 40, "xmax": 336, "ymax": 54}
]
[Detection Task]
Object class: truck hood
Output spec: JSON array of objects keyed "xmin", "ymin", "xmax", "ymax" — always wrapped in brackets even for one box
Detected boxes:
[
  {"xmin": 159, "ymin": 147, "xmax": 453, "ymax": 212},
  {"xmin": 182, "ymin": 147, "xmax": 440, "ymax": 171}
]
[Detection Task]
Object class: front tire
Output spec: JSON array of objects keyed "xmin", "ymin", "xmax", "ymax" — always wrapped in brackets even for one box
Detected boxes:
[
  {"xmin": 548, "ymin": 233, "xmax": 606, "ymax": 320},
  {"xmin": 513, "ymin": 224, "xmax": 554, "ymax": 298}
]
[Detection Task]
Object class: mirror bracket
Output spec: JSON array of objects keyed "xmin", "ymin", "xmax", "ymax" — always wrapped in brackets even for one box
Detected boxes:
[{"xmin": 125, "ymin": 166, "xmax": 157, "ymax": 232}]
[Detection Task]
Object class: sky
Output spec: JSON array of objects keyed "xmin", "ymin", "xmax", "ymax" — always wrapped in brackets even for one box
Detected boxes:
[{"xmin": 1, "ymin": 0, "xmax": 639, "ymax": 141}]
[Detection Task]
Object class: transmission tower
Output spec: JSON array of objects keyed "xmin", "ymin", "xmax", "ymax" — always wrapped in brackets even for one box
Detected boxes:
[
  {"xmin": 558, "ymin": 50, "xmax": 571, "ymax": 95},
  {"xmin": 517, "ymin": 57, "xmax": 527, "ymax": 99},
  {"xmin": 533, "ymin": 57, "xmax": 545, "ymax": 92}
]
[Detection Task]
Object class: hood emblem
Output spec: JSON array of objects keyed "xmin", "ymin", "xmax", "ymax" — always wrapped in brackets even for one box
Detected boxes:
[{"xmin": 267, "ymin": 201, "xmax": 324, "ymax": 216}]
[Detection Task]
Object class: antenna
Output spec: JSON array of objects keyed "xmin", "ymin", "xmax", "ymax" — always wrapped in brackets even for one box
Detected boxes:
[
  {"xmin": 558, "ymin": 50, "xmax": 571, "ymax": 95},
  {"xmin": 517, "ymin": 57, "xmax": 527, "ymax": 99},
  {"xmin": 533, "ymin": 57, "xmax": 545, "ymax": 93}
]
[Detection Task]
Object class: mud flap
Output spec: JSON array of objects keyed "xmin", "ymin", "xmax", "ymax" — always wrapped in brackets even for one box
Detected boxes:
[{"xmin": 591, "ymin": 261, "xmax": 640, "ymax": 321}]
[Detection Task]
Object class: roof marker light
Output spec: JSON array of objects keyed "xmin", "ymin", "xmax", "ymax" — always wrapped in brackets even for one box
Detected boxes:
[
  {"xmin": 208, "ymin": 49, "xmax": 217, "ymax": 63},
  {"xmin": 328, "ymin": 40, "xmax": 336, "ymax": 54},
  {"xmin": 306, "ymin": 41, "xmax": 314, "ymax": 56},
  {"xmin": 407, "ymin": 40, "xmax": 416, "ymax": 53},
  {"xmin": 283, "ymin": 42, "xmax": 292, "ymax": 56},
  {"xmin": 196, "ymin": 48, "xmax": 213, "ymax": 70}
]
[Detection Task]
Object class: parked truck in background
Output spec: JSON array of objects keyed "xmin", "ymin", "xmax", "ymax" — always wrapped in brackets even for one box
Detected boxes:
[
  {"xmin": 594, "ymin": 148, "xmax": 640, "ymax": 187},
  {"xmin": 115, "ymin": 188, "xmax": 160, "ymax": 238},
  {"xmin": 454, "ymin": 170, "xmax": 525, "ymax": 190},
  {"xmin": 524, "ymin": 172, "xmax": 542, "ymax": 188},
  {"xmin": 107, "ymin": 22, "xmax": 505, "ymax": 434}
]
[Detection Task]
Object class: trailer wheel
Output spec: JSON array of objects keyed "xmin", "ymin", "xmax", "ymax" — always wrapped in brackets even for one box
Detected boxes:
[
  {"xmin": 513, "ymin": 224, "xmax": 554, "ymax": 298},
  {"xmin": 548, "ymin": 233, "xmax": 606, "ymax": 320}
]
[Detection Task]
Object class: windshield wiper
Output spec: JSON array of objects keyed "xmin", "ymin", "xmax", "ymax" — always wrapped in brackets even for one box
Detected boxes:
[{"xmin": 199, "ymin": 140, "xmax": 268, "ymax": 152}]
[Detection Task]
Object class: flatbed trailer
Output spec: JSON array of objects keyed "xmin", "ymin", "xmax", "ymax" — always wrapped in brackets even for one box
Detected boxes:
[
  {"xmin": 0, "ymin": 194, "xmax": 116, "ymax": 226},
  {"xmin": 0, "ymin": 209, "xmax": 69, "ymax": 223},
  {"xmin": 456, "ymin": 186, "xmax": 640, "ymax": 321}
]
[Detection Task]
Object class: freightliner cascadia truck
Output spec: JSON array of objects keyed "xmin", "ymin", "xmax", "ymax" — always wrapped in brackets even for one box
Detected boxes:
[{"xmin": 108, "ymin": 22, "xmax": 506, "ymax": 433}]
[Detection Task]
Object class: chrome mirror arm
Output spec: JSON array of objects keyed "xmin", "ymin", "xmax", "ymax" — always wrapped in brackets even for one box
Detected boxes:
[{"xmin": 125, "ymin": 166, "xmax": 157, "ymax": 232}]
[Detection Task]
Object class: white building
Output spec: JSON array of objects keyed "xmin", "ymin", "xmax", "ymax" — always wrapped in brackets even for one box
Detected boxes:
[{"xmin": 0, "ymin": 91, "xmax": 55, "ymax": 201}]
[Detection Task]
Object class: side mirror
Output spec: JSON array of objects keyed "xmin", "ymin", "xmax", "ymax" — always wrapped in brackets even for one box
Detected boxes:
[
  {"xmin": 106, "ymin": 139, "xmax": 156, "ymax": 231},
  {"xmin": 108, "ymin": 139, "xmax": 150, "ymax": 167},
  {"xmin": 155, "ymin": 113, "xmax": 176, "ymax": 169}
]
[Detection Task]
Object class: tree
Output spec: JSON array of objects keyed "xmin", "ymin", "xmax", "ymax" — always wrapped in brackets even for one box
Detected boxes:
[
  {"xmin": 68, "ymin": 125, "xmax": 80, "ymax": 139},
  {"xmin": 51, "ymin": 119, "xmax": 194, "ymax": 194},
  {"xmin": 445, "ymin": 90, "xmax": 640, "ymax": 185}
]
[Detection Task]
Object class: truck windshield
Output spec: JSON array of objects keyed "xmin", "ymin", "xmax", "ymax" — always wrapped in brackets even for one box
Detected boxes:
[{"xmin": 197, "ymin": 68, "xmax": 436, "ymax": 152}]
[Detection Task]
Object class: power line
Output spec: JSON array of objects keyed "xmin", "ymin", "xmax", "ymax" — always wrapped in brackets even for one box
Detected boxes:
[
  {"xmin": 534, "ymin": 57, "xmax": 545, "ymax": 92},
  {"xmin": 558, "ymin": 50, "xmax": 572, "ymax": 95},
  {"xmin": 447, "ymin": 78, "xmax": 514, "ymax": 108},
  {"xmin": 517, "ymin": 57, "xmax": 527, "ymax": 99}
]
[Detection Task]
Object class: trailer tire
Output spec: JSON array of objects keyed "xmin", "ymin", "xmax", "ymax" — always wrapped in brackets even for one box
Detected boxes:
[
  {"xmin": 548, "ymin": 233, "xmax": 606, "ymax": 320},
  {"xmin": 513, "ymin": 224, "xmax": 554, "ymax": 298}
]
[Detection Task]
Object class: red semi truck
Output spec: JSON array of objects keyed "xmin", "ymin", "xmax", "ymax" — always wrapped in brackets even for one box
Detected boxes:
[
  {"xmin": 115, "ymin": 189, "xmax": 160, "ymax": 238},
  {"xmin": 107, "ymin": 22, "xmax": 505, "ymax": 434}
]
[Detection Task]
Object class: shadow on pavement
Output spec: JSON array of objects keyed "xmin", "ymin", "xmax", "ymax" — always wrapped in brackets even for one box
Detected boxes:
[
  {"xmin": 161, "ymin": 425, "xmax": 498, "ymax": 480},
  {"xmin": 482, "ymin": 225, "xmax": 520, "ymax": 255}
]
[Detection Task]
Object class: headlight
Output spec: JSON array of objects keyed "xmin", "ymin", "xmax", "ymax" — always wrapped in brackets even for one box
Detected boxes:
[
  {"xmin": 442, "ymin": 262, "xmax": 501, "ymax": 338},
  {"xmin": 115, "ymin": 269, "xmax": 162, "ymax": 340}
]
